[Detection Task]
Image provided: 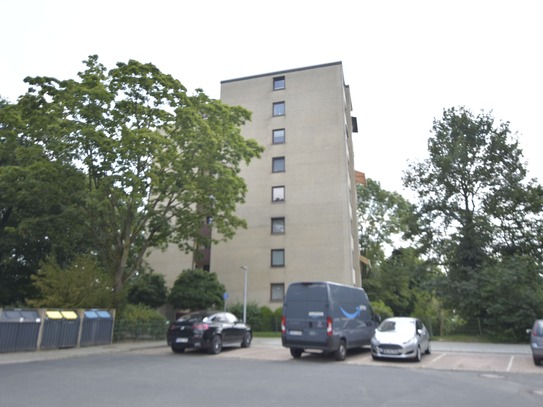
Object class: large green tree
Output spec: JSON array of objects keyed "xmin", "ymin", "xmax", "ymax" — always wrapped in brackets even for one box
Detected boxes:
[
  {"xmin": 403, "ymin": 107, "xmax": 543, "ymax": 321},
  {"xmin": 0, "ymin": 99, "xmax": 91, "ymax": 305},
  {"xmin": 11, "ymin": 56, "xmax": 263, "ymax": 303}
]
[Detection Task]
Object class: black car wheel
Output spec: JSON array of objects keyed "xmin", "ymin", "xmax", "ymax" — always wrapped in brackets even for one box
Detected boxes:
[
  {"xmin": 290, "ymin": 347, "xmax": 303, "ymax": 358},
  {"xmin": 414, "ymin": 346, "xmax": 422, "ymax": 362},
  {"xmin": 171, "ymin": 346, "xmax": 185, "ymax": 353},
  {"xmin": 534, "ymin": 356, "xmax": 541, "ymax": 366},
  {"xmin": 241, "ymin": 331, "xmax": 252, "ymax": 348},
  {"xmin": 208, "ymin": 335, "xmax": 222, "ymax": 354},
  {"xmin": 425, "ymin": 342, "xmax": 431, "ymax": 355},
  {"xmin": 335, "ymin": 340, "xmax": 347, "ymax": 361}
]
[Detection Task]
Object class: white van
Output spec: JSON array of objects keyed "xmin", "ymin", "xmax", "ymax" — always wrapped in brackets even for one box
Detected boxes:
[{"xmin": 281, "ymin": 281, "xmax": 379, "ymax": 361}]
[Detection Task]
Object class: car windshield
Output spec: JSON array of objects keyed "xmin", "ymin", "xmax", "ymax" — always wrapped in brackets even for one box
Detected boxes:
[{"xmin": 378, "ymin": 319, "xmax": 415, "ymax": 334}]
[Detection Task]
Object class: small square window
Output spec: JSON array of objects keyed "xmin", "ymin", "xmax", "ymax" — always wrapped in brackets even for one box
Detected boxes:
[
  {"xmin": 272, "ymin": 186, "xmax": 285, "ymax": 202},
  {"xmin": 273, "ymin": 76, "xmax": 285, "ymax": 90},
  {"xmin": 273, "ymin": 129, "xmax": 285, "ymax": 144},
  {"xmin": 271, "ymin": 217, "xmax": 285, "ymax": 234},
  {"xmin": 271, "ymin": 249, "xmax": 285, "ymax": 267},
  {"xmin": 270, "ymin": 283, "xmax": 285, "ymax": 301},
  {"xmin": 273, "ymin": 102, "xmax": 285, "ymax": 116},
  {"xmin": 272, "ymin": 157, "xmax": 285, "ymax": 173}
]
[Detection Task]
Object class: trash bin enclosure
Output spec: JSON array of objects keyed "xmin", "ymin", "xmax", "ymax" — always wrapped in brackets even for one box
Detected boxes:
[
  {"xmin": 40, "ymin": 310, "xmax": 80, "ymax": 350},
  {"xmin": 80, "ymin": 310, "xmax": 113, "ymax": 346},
  {"xmin": 0, "ymin": 310, "xmax": 41, "ymax": 353}
]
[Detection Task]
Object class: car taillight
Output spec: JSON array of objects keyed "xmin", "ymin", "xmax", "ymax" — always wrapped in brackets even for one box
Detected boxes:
[
  {"xmin": 193, "ymin": 323, "xmax": 209, "ymax": 331},
  {"xmin": 326, "ymin": 317, "xmax": 333, "ymax": 336},
  {"xmin": 281, "ymin": 316, "xmax": 286, "ymax": 334}
]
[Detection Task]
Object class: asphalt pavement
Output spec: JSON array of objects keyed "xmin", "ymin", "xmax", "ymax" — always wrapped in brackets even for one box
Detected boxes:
[{"xmin": 0, "ymin": 337, "xmax": 536, "ymax": 372}]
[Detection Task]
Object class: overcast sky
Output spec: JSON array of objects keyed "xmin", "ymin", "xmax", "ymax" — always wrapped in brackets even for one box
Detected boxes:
[{"xmin": 2, "ymin": 0, "xmax": 542, "ymax": 197}]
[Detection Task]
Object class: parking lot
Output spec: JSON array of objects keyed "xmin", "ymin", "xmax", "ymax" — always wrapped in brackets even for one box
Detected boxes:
[
  {"xmin": 1, "ymin": 337, "xmax": 542, "ymax": 375},
  {"xmin": 203, "ymin": 338, "xmax": 543, "ymax": 375}
]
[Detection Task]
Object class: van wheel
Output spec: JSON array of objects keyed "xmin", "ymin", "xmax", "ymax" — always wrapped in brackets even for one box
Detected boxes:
[
  {"xmin": 335, "ymin": 340, "xmax": 347, "ymax": 361},
  {"xmin": 534, "ymin": 356, "xmax": 542, "ymax": 366},
  {"xmin": 290, "ymin": 348, "xmax": 303, "ymax": 358}
]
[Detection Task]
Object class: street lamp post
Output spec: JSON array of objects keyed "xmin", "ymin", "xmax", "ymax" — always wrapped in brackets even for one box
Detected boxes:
[{"xmin": 241, "ymin": 266, "xmax": 248, "ymax": 324}]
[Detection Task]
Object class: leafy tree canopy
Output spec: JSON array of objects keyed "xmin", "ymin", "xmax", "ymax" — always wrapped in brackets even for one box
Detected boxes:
[
  {"xmin": 1, "ymin": 99, "xmax": 91, "ymax": 305},
  {"xmin": 28, "ymin": 254, "xmax": 114, "ymax": 309},
  {"xmin": 403, "ymin": 107, "xmax": 543, "ymax": 322},
  {"xmin": 168, "ymin": 269, "xmax": 225, "ymax": 311},
  {"xmin": 6, "ymin": 55, "xmax": 263, "ymax": 303},
  {"xmin": 357, "ymin": 179, "xmax": 417, "ymax": 267},
  {"xmin": 126, "ymin": 272, "xmax": 168, "ymax": 308},
  {"xmin": 403, "ymin": 106, "xmax": 543, "ymax": 272}
]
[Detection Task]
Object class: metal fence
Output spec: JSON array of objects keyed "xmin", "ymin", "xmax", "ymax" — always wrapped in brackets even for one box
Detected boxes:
[{"xmin": 113, "ymin": 319, "xmax": 168, "ymax": 342}]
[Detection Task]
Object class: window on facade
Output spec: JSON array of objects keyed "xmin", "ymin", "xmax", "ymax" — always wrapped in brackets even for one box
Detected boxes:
[
  {"xmin": 272, "ymin": 129, "xmax": 285, "ymax": 144},
  {"xmin": 271, "ymin": 249, "xmax": 285, "ymax": 267},
  {"xmin": 273, "ymin": 102, "xmax": 285, "ymax": 116},
  {"xmin": 272, "ymin": 186, "xmax": 285, "ymax": 202},
  {"xmin": 270, "ymin": 283, "xmax": 285, "ymax": 301},
  {"xmin": 273, "ymin": 76, "xmax": 285, "ymax": 90},
  {"xmin": 271, "ymin": 217, "xmax": 285, "ymax": 234},
  {"xmin": 272, "ymin": 157, "xmax": 285, "ymax": 173}
]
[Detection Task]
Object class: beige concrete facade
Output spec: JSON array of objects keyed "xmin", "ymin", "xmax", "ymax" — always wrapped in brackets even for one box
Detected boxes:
[{"xmin": 212, "ymin": 62, "xmax": 361, "ymax": 310}]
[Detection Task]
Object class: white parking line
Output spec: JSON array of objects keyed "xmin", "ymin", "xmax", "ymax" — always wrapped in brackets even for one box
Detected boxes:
[
  {"xmin": 506, "ymin": 356, "xmax": 514, "ymax": 372},
  {"xmin": 428, "ymin": 353, "xmax": 447, "ymax": 364}
]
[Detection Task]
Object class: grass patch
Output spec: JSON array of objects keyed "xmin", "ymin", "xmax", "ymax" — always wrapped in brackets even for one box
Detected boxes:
[{"xmin": 253, "ymin": 331, "xmax": 281, "ymax": 338}]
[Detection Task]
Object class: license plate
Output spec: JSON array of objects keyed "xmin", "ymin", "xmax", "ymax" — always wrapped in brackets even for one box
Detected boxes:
[
  {"xmin": 176, "ymin": 338, "xmax": 189, "ymax": 343},
  {"xmin": 289, "ymin": 330, "xmax": 303, "ymax": 336},
  {"xmin": 382, "ymin": 349, "xmax": 398, "ymax": 354}
]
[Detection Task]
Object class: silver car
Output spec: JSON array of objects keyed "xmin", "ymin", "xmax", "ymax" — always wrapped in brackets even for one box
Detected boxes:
[
  {"xmin": 527, "ymin": 319, "xmax": 543, "ymax": 366},
  {"xmin": 371, "ymin": 317, "xmax": 431, "ymax": 362}
]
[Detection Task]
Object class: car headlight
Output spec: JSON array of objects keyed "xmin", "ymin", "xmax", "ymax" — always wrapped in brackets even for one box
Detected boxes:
[{"xmin": 402, "ymin": 338, "xmax": 417, "ymax": 346}]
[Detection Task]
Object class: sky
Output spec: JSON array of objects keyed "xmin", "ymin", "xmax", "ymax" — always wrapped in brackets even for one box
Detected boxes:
[{"xmin": 2, "ymin": 0, "xmax": 542, "ymax": 197}]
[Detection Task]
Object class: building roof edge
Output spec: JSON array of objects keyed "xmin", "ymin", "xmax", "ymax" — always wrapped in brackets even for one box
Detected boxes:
[{"xmin": 221, "ymin": 61, "xmax": 343, "ymax": 84}]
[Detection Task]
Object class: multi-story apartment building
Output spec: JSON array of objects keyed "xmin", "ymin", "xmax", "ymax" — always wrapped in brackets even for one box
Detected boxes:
[{"xmin": 211, "ymin": 62, "xmax": 361, "ymax": 310}]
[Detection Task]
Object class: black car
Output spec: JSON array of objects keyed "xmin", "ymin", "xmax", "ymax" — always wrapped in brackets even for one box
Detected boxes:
[{"xmin": 167, "ymin": 310, "xmax": 252, "ymax": 354}]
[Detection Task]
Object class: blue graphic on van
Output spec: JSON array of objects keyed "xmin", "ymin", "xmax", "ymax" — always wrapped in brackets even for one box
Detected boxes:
[{"xmin": 340, "ymin": 306, "xmax": 361, "ymax": 319}]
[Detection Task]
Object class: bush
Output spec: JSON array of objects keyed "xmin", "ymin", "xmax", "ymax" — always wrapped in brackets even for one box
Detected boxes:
[
  {"xmin": 227, "ymin": 302, "xmax": 262, "ymax": 331},
  {"xmin": 114, "ymin": 304, "xmax": 168, "ymax": 341}
]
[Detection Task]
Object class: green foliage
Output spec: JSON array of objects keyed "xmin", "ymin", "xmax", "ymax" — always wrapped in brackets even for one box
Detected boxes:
[
  {"xmin": 365, "ymin": 248, "xmax": 438, "ymax": 317},
  {"xmin": 168, "ymin": 269, "xmax": 225, "ymax": 311},
  {"xmin": 227, "ymin": 302, "xmax": 263, "ymax": 330},
  {"xmin": 6, "ymin": 55, "xmax": 263, "ymax": 305},
  {"xmin": 126, "ymin": 272, "xmax": 168, "ymax": 308},
  {"xmin": 357, "ymin": 179, "xmax": 417, "ymax": 268},
  {"xmin": 403, "ymin": 107, "xmax": 543, "ymax": 340},
  {"xmin": 371, "ymin": 300, "xmax": 394, "ymax": 320},
  {"xmin": 27, "ymin": 254, "xmax": 114, "ymax": 308},
  {"xmin": 0, "ymin": 100, "xmax": 91, "ymax": 305},
  {"xmin": 477, "ymin": 256, "xmax": 543, "ymax": 342},
  {"xmin": 117, "ymin": 303, "xmax": 166, "ymax": 323},
  {"xmin": 258, "ymin": 306, "xmax": 282, "ymax": 332},
  {"xmin": 114, "ymin": 303, "xmax": 167, "ymax": 341}
]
